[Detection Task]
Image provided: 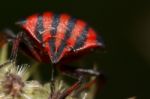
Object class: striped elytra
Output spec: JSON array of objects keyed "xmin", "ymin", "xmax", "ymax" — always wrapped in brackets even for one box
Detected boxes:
[{"xmin": 17, "ymin": 12, "xmax": 104, "ymax": 64}]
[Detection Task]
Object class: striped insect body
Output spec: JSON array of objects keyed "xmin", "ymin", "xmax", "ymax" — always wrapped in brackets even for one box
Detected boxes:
[{"xmin": 17, "ymin": 12, "xmax": 104, "ymax": 64}]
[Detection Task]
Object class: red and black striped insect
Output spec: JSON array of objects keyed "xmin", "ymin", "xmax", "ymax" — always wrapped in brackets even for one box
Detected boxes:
[
  {"xmin": 17, "ymin": 12, "xmax": 104, "ymax": 63},
  {"xmin": 0, "ymin": 12, "xmax": 105, "ymax": 99}
]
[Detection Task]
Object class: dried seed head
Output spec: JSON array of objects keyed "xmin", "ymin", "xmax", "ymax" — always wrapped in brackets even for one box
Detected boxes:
[{"xmin": 3, "ymin": 73, "xmax": 24, "ymax": 97}]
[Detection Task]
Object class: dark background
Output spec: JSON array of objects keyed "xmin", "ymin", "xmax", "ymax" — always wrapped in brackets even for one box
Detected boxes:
[{"xmin": 0, "ymin": 0, "xmax": 150, "ymax": 99}]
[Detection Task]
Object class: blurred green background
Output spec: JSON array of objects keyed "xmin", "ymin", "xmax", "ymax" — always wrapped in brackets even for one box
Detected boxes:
[{"xmin": 0, "ymin": 0, "xmax": 150, "ymax": 99}]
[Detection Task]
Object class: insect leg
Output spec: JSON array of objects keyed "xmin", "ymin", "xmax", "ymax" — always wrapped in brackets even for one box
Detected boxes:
[
  {"xmin": 49, "ymin": 64, "xmax": 55, "ymax": 98},
  {"xmin": 0, "ymin": 29, "xmax": 16, "ymax": 68},
  {"xmin": 59, "ymin": 76, "xmax": 83, "ymax": 99},
  {"xmin": 0, "ymin": 31, "xmax": 22, "ymax": 68},
  {"xmin": 21, "ymin": 34, "xmax": 43, "ymax": 62},
  {"xmin": 57, "ymin": 64, "xmax": 106, "ymax": 96},
  {"xmin": 73, "ymin": 72, "xmax": 106, "ymax": 97},
  {"xmin": 9, "ymin": 32, "xmax": 23, "ymax": 61},
  {"xmin": 57, "ymin": 64, "xmax": 105, "ymax": 79}
]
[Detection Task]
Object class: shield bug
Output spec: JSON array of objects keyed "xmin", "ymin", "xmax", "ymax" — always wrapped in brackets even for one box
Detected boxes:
[
  {"xmin": 0, "ymin": 12, "xmax": 106, "ymax": 98},
  {"xmin": 17, "ymin": 12, "xmax": 104, "ymax": 63}
]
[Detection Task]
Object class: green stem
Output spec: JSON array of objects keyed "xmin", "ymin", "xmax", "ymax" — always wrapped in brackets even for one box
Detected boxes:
[{"xmin": 0, "ymin": 44, "xmax": 8, "ymax": 63}]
